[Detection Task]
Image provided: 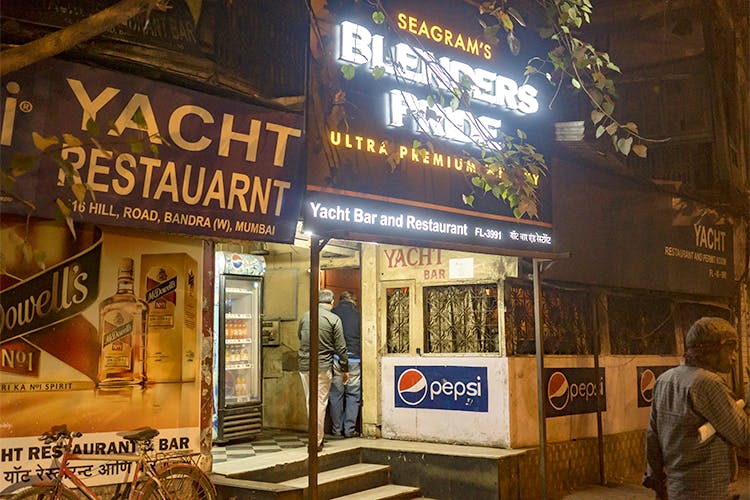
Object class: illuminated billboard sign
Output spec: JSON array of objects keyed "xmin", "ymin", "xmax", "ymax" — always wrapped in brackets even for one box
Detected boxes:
[
  {"xmin": 306, "ymin": 0, "xmax": 554, "ymax": 252},
  {"xmin": 337, "ymin": 18, "xmax": 540, "ymax": 145}
]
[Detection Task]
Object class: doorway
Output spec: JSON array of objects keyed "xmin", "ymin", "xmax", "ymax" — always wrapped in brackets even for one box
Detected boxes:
[{"xmin": 321, "ymin": 268, "xmax": 362, "ymax": 437}]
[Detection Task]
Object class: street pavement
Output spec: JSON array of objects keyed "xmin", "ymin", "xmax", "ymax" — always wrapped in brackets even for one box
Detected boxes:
[{"xmin": 564, "ymin": 463, "xmax": 749, "ymax": 499}]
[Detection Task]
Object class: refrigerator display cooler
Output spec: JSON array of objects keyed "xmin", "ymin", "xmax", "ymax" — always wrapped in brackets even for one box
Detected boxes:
[{"xmin": 213, "ymin": 251, "xmax": 265, "ymax": 444}]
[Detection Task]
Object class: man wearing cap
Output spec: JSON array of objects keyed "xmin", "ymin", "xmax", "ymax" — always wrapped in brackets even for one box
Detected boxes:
[
  {"xmin": 298, "ymin": 289, "xmax": 349, "ymax": 452},
  {"xmin": 644, "ymin": 317, "xmax": 749, "ymax": 499}
]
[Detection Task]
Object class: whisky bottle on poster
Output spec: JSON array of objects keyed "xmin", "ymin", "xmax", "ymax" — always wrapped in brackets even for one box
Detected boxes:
[
  {"xmin": 98, "ymin": 258, "xmax": 148, "ymax": 386},
  {"xmin": 141, "ymin": 253, "xmax": 197, "ymax": 382}
]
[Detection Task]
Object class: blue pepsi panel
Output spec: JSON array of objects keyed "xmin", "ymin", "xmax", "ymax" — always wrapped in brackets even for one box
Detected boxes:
[{"xmin": 394, "ymin": 366, "xmax": 488, "ymax": 412}]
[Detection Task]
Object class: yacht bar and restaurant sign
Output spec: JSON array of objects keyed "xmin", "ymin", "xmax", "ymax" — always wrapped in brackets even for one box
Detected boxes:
[{"xmin": 304, "ymin": 0, "xmax": 555, "ymax": 254}]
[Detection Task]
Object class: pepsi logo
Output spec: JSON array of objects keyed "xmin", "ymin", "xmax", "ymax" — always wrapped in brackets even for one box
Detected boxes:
[
  {"xmin": 397, "ymin": 368, "xmax": 428, "ymax": 406},
  {"xmin": 640, "ymin": 369, "xmax": 656, "ymax": 403},
  {"xmin": 230, "ymin": 254, "xmax": 243, "ymax": 270},
  {"xmin": 547, "ymin": 371, "xmax": 570, "ymax": 411}
]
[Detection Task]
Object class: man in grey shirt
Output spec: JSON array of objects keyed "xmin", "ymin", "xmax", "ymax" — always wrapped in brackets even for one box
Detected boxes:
[
  {"xmin": 298, "ymin": 289, "xmax": 349, "ymax": 451},
  {"xmin": 644, "ymin": 317, "xmax": 749, "ymax": 499}
]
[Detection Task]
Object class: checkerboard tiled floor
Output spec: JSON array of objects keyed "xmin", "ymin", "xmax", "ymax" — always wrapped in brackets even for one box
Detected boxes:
[{"xmin": 211, "ymin": 429, "xmax": 308, "ymax": 464}]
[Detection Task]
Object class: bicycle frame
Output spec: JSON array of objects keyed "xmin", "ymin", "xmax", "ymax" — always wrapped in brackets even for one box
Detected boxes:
[{"xmin": 39, "ymin": 434, "xmax": 169, "ymax": 500}]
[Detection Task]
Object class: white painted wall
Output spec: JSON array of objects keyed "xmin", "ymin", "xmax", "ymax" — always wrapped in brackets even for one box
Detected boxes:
[
  {"xmin": 379, "ymin": 353, "xmax": 683, "ymax": 448},
  {"xmin": 381, "ymin": 355, "xmax": 511, "ymax": 447}
]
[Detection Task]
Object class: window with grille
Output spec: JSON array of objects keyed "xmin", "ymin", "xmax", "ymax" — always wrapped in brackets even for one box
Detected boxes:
[
  {"xmin": 423, "ymin": 284, "xmax": 499, "ymax": 353},
  {"xmin": 386, "ymin": 287, "xmax": 410, "ymax": 353},
  {"xmin": 608, "ymin": 294, "xmax": 675, "ymax": 355},
  {"xmin": 504, "ymin": 280, "xmax": 593, "ymax": 355}
]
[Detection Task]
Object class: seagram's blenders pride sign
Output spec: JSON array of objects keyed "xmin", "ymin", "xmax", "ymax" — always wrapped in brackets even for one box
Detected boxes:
[{"xmin": 336, "ymin": 16, "xmax": 540, "ymax": 145}]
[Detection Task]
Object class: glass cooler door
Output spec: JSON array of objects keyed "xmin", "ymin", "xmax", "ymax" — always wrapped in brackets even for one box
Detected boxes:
[{"xmin": 222, "ymin": 276, "xmax": 261, "ymax": 406}]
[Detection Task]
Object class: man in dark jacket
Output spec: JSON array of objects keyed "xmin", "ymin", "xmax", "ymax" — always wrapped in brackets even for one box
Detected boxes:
[
  {"xmin": 298, "ymin": 289, "xmax": 349, "ymax": 451},
  {"xmin": 329, "ymin": 291, "xmax": 362, "ymax": 438}
]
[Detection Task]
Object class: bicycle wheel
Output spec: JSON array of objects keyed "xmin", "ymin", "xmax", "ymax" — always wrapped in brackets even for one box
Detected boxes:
[
  {"xmin": 138, "ymin": 464, "xmax": 215, "ymax": 500},
  {"xmin": 9, "ymin": 485, "xmax": 77, "ymax": 500}
]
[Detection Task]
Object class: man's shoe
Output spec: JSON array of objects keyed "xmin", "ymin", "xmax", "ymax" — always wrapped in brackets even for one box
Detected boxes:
[
  {"xmin": 317, "ymin": 440, "xmax": 324, "ymax": 452},
  {"xmin": 344, "ymin": 432, "xmax": 360, "ymax": 438},
  {"xmin": 328, "ymin": 433, "xmax": 345, "ymax": 440}
]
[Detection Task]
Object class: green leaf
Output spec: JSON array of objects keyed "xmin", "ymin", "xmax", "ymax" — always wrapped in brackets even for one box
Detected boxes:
[
  {"xmin": 618, "ymin": 136, "xmax": 633, "ymax": 155},
  {"xmin": 62, "ymin": 133, "xmax": 82, "ymax": 147},
  {"xmin": 462, "ymin": 194, "xmax": 475, "ymax": 207},
  {"xmin": 605, "ymin": 122, "xmax": 618, "ymax": 136},
  {"xmin": 32, "ymin": 132, "xmax": 59, "ymax": 152},
  {"xmin": 571, "ymin": 78, "xmax": 581, "ymax": 89},
  {"xmin": 341, "ymin": 64, "xmax": 356, "ymax": 80},
  {"xmin": 72, "ymin": 182, "xmax": 88, "ymax": 203},
  {"xmin": 507, "ymin": 32, "xmax": 521, "ymax": 56},
  {"xmin": 85, "ymin": 117, "xmax": 99, "ymax": 137},
  {"xmin": 632, "ymin": 144, "xmax": 648, "ymax": 158},
  {"xmin": 450, "ymin": 96, "xmax": 460, "ymax": 111},
  {"xmin": 483, "ymin": 24, "xmax": 500, "ymax": 43},
  {"xmin": 623, "ymin": 122, "xmax": 639, "ymax": 133},
  {"xmin": 372, "ymin": 11, "xmax": 385, "ymax": 24},
  {"xmin": 606, "ymin": 61, "xmax": 621, "ymax": 73},
  {"xmin": 55, "ymin": 198, "xmax": 71, "ymax": 219},
  {"xmin": 11, "ymin": 154, "xmax": 35, "ymax": 176},
  {"xmin": 539, "ymin": 27, "xmax": 555, "ymax": 39},
  {"xmin": 595, "ymin": 125, "xmax": 606, "ymax": 138},
  {"xmin": 130, "ymin": 140, "xmax": 144, "ymax": 154},
  {"xmin": 372, "ymin": 66, "xmax": 386, "ymax": 79},
  {"xmin": 507, "ymin": 7, "xmax": 526, "ymax": 27},
  {"xmin": 516, "ymin": 129, "xmax": 527, "ymax": 140},
  {"xmin": 132, "ymin": 108, "xmax": 147, "ymax": 128},
  {"xmin": 471, "ymin": 176, "xmax": 486, "ymax": 188},
  {"xmin": 591, "ymin": 110, "xmax": 604, "ymax": 124},
  {"xmin": 149, "ymin": 144, "xmax": 159, "ymax": 157},
  {"xmin": 500, "ymin": 12, "xmax": 514, "ymax": 31}
]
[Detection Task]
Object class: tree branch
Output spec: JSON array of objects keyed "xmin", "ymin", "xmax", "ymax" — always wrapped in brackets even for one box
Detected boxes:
[{"xmin": 1, "ymin": 0, "xmax": 158, "ymax": 76}]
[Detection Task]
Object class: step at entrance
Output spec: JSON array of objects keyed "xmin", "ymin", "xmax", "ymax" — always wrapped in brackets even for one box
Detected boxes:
[
  {"xmin": 331, "ymin": 483, "xmax": 422, "ymax": 499},
  {"xmin": 280, "ymin": 463, "xmax": 391, "ymax": 498}
]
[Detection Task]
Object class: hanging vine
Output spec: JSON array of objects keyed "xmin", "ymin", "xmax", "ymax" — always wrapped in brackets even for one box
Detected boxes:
[{"xmin": 316, "ymin": 0, "xmax": 666, "ymax": 219}]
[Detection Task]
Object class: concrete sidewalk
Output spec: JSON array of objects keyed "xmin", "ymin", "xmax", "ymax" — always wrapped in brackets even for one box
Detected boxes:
[
  {"xmin": 563, "ymin": 482, "xmax": 654, "ymax": 499},
  {"xmin": 564, "ymin": 464, "xmax": 749, "ymax": 500}
]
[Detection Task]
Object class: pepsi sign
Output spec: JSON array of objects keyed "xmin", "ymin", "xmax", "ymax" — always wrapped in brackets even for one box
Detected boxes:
[
  {"xmin": 395, "ymin": 366, "xmax": 488, "ymax": 412},
  {"xmin": 544, "ymin": 368, "xmax": 606, "ymax": 417},
  {"xmin": 636, "ymin": 366, "xmax": 676, "ymax": 407}
]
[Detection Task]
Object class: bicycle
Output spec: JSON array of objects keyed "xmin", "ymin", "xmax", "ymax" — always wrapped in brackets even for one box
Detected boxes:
[{"xmin": 9, "ymin": 425, "xmax": 216, "ymax": 500}]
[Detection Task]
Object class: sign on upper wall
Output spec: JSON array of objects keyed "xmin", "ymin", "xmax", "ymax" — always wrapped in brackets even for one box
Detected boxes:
[
  {"xmin": 547, "ymin": 162, "xmax": 735, "ymax": 296},
  {"xmin": 305, "ymin": 0, "xmax": 554, "ymax": 253},
  {"xmin": 1, "ymin": 58, "xmax": 306, "ymax": 243}
]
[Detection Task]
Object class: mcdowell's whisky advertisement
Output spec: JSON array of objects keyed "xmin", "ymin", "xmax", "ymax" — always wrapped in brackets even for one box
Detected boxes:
[{"xmin": 0, "ymin": 216, "xmax": 202, "ymax": 492}]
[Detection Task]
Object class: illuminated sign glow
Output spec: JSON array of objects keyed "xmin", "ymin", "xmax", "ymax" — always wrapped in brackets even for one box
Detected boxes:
[
  {"xmin": 396, "ymin": 13, "xmax": 493, "ymax": 60},
  {"xmin": 337, "ymin": 19, "xmax": 540, "ymax": 144},
  {"xmin": 303, "ymin": 190, "xmax": 552, "ymax": 251}
]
